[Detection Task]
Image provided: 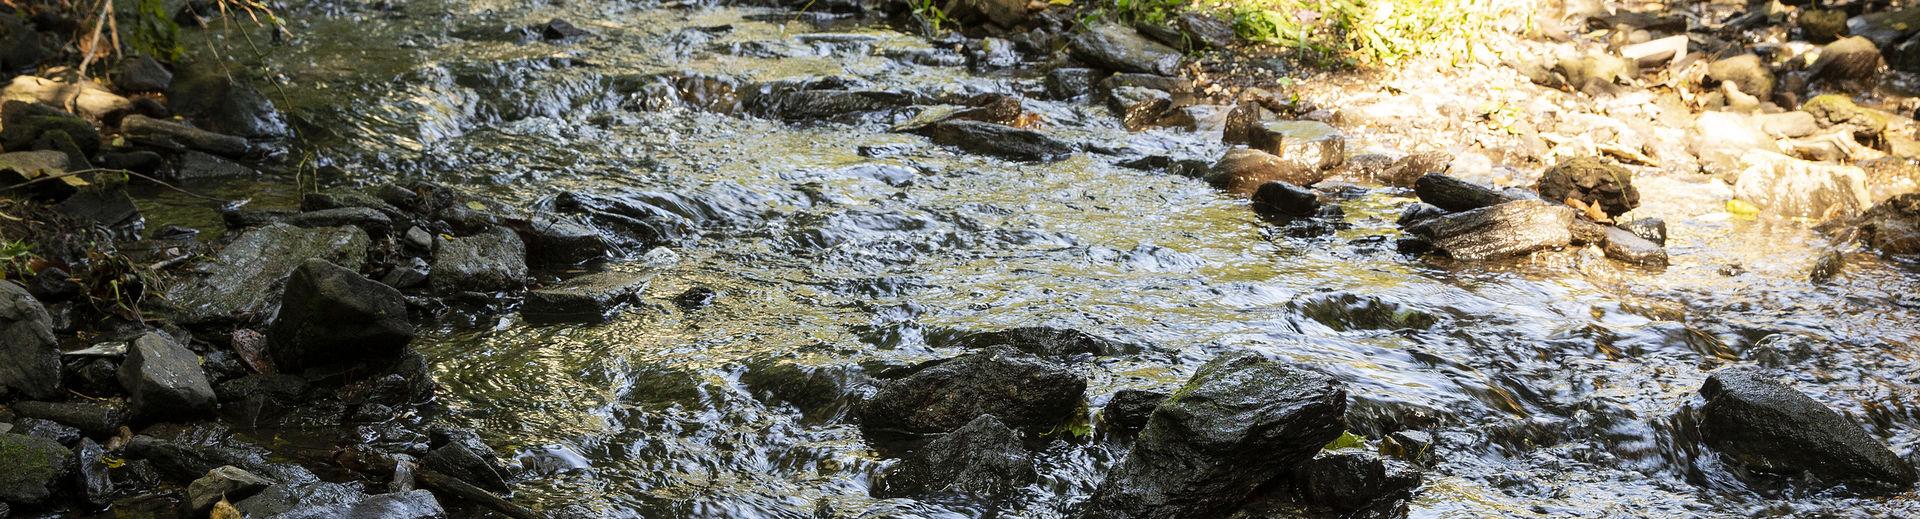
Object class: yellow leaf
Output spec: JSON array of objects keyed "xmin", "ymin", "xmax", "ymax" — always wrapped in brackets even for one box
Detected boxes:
[
  {"xmin": 60, "ymin": 176, "xmax": 91, "ymax": 187},
  {"xmin": 100, "ymin": 456, "xmax": 126, "ymax": 469},
  {"xmin": 1050, "ymin": 0, "xmax": 1072, "ymax": 5},
  {"xmin": 212, "ymin": 497, "xmax": 243, "ymax": 519},
  {"xmin": 465, "ymin": 201, "xmax": 486, "ymax": 210},
  {"xmin": 1726, "ymin": 199, "xmax": 1760, "ymax": 216}
]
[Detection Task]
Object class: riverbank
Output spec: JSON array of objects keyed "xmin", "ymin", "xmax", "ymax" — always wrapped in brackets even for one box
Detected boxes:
[{"xmin": 2, "ymin": 0, "xmax": 1919, "ymax": 517}]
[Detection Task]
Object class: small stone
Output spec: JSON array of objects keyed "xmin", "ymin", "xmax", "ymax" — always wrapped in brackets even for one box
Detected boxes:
[
  {"xmin": 1046, "ymin": 68, "xmax": 1099, "ymax": 101},
  {"xmin": 1810, "ymin": 36, "xmax": 1882, "ymax": 82},
  {"xmin": 1248, "ymin": 120, "xmax": 1346, "ymax": 172},
  {"xmin": 1067, "ymin": 24, "xmax": 1182, "ymax": 76},
  {"xmin": 1799, "ymin": 9, "xmax": 1850, "ymax": 44},
  {"xmin": 1413, "ymin": 174, "xmax": 1515, "ymax": 212},
  {"xmin": 0, "ymin": 281, "xmax": 61, "ymax": 400},
  {"xmin": 1601, "ymin": 226, "xmax": 1668, "ymax": 266},
  {"xmin": 539, "ymin": 18, "xmax": 589, "ymax": 40},
  {"xmin": 523, "ymin": 270, "xmax": 653, "ymax": 322},
  {"xmin": 858, "ymin": 347, "xmax": 1086, "ymax": 438},
  {"xmin": 1107, "ymin": 86, "xmax": 1172, "ymax": 132},
  {"xmin": 1252, "ymin": 181, "xmax": 1321, "ymax": 217},
  {"xmin": 187, "ymin": 465, "xmax": 274, "ymax": 511},
  {"xmin": 430, "ymin": 227, "xmax": 529, "ymax": 293},
  {"xmin": 1381, "ymin": 430, "xmax": 1434, "ymax": 464},
  {"xmin": 1617, "ymin": 218, "xmax": 1667, "ymax": 246},
  {"xmin": 1405, "ymin": 200, "xmax": 1576, "ymax": 261},
  {"xmin": 114, "ymin": 55, "xmax": 173, "ymax": 93},
  {"xmin": 873, "ymin": 414, "xmax": 1035, "ymax": 498},
  {"xmin": 117, "ymin": 332, "xmax": 217, "ymax": 420}
]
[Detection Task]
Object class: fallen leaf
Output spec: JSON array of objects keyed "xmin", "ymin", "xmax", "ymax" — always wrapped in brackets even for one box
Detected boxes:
[{"xmin": 212, "ymin": 497, "xmax": 243, "ymax": 519}]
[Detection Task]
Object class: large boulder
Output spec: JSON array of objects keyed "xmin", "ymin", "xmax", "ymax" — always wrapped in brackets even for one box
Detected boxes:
[
  {"xmin": 1068, "ymin": 25, "xmax": 1182, "ymax": 76},
  {"xmin": 909, "ymin": 119, "xmax": 1075, "ymax": 162},
  {"xmin": 1857, "ymin": 193, "xmax": 1920, "ymax": 254},
  {"xmin": 872, "ymin": 414, "xmax": 1036, "ymax": 499},
  {"xmin": 1206, "ymin": 148, "xmax": 1322, "ymax": 195},
  {"xmin": 267, "ymin": 259, "xmax": 414, "ymax": 373},
  {"xmin": 1732, "ymin": 150, "xmax": 1872, "ymax": 220},
  {"xmin": 118, "ymin": 332, "xmax": 218, "ymax": 420},
  {"xmin": 1699, "ymin": 368, "xmax": 1916, "ymax": 490},
  {"xmin": 1083, "ymin": 351, "xmax": 1346, "ymax": 518},
  {"xmin": 859, "ymin": 347, "xmax": 1086, "ymax": 437},
  {"xmin": 167, "ymin": 223, "xmax": 370, "ymax": 324},
  {"xmin": 0, "ymin": 433, "xmax": 71, "ymax": 505},
  {"xmin": 1537, "ymin": 157, "xmax": 1638, "ymax": 217},
  {"xmin": 167, "ymin": 65, "xmax": 291, "ymax": 138},
  {"xmin": 1404, "ymin": 200, "xmax": 1577, "ymax": 260},
  {"xmin": 0, "ymin": 281, "xmax": 61, "ymax": 399},
  {"xmin": 430, "ymin": 226, "xmax": 529, "ymax": 293}
]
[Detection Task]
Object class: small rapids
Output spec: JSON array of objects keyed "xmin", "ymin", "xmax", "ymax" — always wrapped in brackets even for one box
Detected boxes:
[{"xmin": 146, "ymin": 0, "xmax": 1920, "ymax": 516}]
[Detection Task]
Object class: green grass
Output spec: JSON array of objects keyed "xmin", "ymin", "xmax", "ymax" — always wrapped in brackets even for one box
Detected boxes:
[{"xmin": 1108, "ymin": 0, "xmax": 1536, "ymax": 66}]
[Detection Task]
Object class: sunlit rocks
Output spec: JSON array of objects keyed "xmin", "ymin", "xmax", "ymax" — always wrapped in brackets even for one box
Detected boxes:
[
  {"xmin": 1207, "ymin": 148, "xmax": 1320, "ymax": 195},
  {"xmin": 1856, "ymin": 193, "xmax": 1920, "ymax": 254},
  {"xmin": 1698, "ymin": 368, "xmax": 1916, "ymax": 491},
  {"xmin": 1404, "ymin": 200, "xmax": 1576, "ymax": 261},
  {"xmin": 167, "ymin": 223, "xmax": 370, "ymax": 324},
  {"xmin": 1810, "ymin": 36, "xmax": 1883, "ymax": 82},
  {"xmin": 859, "ymin": 346, "xmax": 1086, "ymax": 438},
  {"xmin": 909, "ymin": 119, "xmax": 1076, "ymax": 162},
  {"xmin": 1537, "ymin": 157, "xmax": 1640, "ymax": 218},
  {"xmin": 1412, "ymin": 174, "xmax": 1515, "ymax": 213},
  {"xmin": 430, "ymin": 226, "xmax": 529, "ymax": 293},
  {"xmin": 1067, "ymin": 24, "xmax": 1182, "ymax": 76},
  {"xmin": 1083, "ymin": 351, "xmax": 1346, "ymax": 518}
]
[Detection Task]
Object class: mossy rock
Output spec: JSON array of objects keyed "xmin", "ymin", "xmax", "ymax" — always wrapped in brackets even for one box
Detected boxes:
[{"xmin": 0, "ymin": 432, "xmax": 73, "ymax": 504}]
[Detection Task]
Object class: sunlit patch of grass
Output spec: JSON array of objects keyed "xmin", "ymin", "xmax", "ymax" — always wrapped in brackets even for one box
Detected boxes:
[{"xmin": 1109, "ymin": 0, "xmax": 1538, "ymax": 67}]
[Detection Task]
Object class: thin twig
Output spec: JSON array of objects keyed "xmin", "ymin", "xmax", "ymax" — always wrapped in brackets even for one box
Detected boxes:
[{"xmin": 1, "ymin": 168, "xmax": 233, "ymax": 203}]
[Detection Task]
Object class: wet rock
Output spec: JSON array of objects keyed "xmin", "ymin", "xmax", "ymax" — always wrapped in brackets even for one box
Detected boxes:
[
  {"xmin": 956, "ymin": 326, "xmax": 1137, "ymax": 358},
  {"xmin": 674, "ymin": 285, "xmax": 717, "ymax": 309},
  {"xmin": 118, "ymin": 332, "xmax": 217, "ymax": 421},
  {"xmin": 1207, "ymin": 148, "xmax": 1320, "ymax": 195},
  {"xmin": 1108, "ymin": 86, "xmax": 1172, "ymax": 131},
  {"xmin": 1248, "ymin": 120, "xmax": 1346, "ymax": 172},
  {"xmin": 1537, "ymin": 157, "xmax": 1638, "ymax": 218},
  {"xmin": 1381, "ymin": 430, "xmax": 1434, "ymax": 464},
  {"xmin": 1699, "ymin": 368, "xmax": 1916, "ymax": 490},
  {"xmin": 13, "ymin": 417, "xmax": 79, "ymax": 446},
  {"xmin": 1046, "ymin": 68, "xmax": 1099, "ymax": 101},
  {"xmin": 114, "ymin": 55, "xmax": 173, "ymax": 93},
  {"xmin": 9, "ymin": 400, "xmax": 127, "ymax": 438},
  {"xmin": 1733, "ymin": 151, "xmax": 1871, "ymax": 220},
  {"xmin": 430, "ymin": 227, "xmax": 529, "ymax": 293},
  {"xmin": 188, "ymin": 465, "xmax": 273, "ymax": 511},
  {"xmin": 1083, "ymin": 351, "xmax": 1347, "ymax": 518},
  {"xmin": 167, "ymin": 65, "xmax": 290, "ymax": 138},
  {"xmin": 76, "ymin": 438, "xmax": 109, "ymax": 506},
  {"xmin": 524, "ymin": 270, "xmax": 652, "ymax": 322},
  {"xmin": 519, "ymin": 214, "xmax": 610, "ymax": 265},
  {"xmin": 167, "ymin": 223, "xmax": 369, "ymax": 323},
  {"xmin": 268, "ymin": 259, "xmax": 414, "ymax": 373},
  {"xmin": 173, "ymin": 150, "xmax": 258, "ymax": 179},
  {"xmin": 0, "ymin": 13, "xmax": 48, "ymax": 71},
  {"xmin": 1810, "ymin": 36, "xmax": 1882, "ymax": 82},
  {"xmin": 1068, "ymin": 25, "xmax": 1182, "ymax": 76},
  {"xmin": 282, "ymin": 207, "xmax": 392, "ymax": 237},
  {"xmin": 1293, "ymin": 449, "xmax": 1423, "ymax": 512},
  {"xmin": 0, "ymin": 432, "xmax": 71, "ymax": 505},
  {"xmin": 1413, "ymin": 174, "xmax": 1515, "ymax": 212},
  {"xmin": 948, "ymin": 0, "xmax": 1029, "ymax": 28},
  {"xmin": 1799, "ymin": 9, "xmax": 1849, "ymax": 44},
  {"xmin": 1222, "ymin": 101, "xmax": 1263, "ymax": 145},
  {"xmin": 859, "ymin": 346, "xmax": 1086, "ymax": 437},
  {"xmin": 910, "ymin": 119, "xmax": 1075, "ymax": 162},
  {"xmin": 121, "ymin": 114, "xmax": 250, "ymax": 156},
  {"xmin": 1857, "ymin": 193, "xmax": 1920, "ymax": 254},
  {"xmin": 744, "ymin": 87, "xmax": 913, "ymax": 123},
  {"xmin": 1397, "ymin": 202, "xmax": 1447, "ymax": 227},
  {"xmin": 1706, "ymin": 54, "xmax": 1774, "ymax": 102},
  {"xmin": 1252, "ymin": 181, "xmax": 1320, "ymax": 217},
  {"xmin": 26, "ymin": 267, "xmax": 80, "ymax": 303},
  {"xmin": 1619, "ymin": 218, "xmax": 1667, "ymax": 246},
  {"xmin": 347, "ymin": 490, "xmax": 445, "ymax": 519},
  {"xmin": 1291, "ymin": 292, "xmax": 1437, "ymax": 331},
  {"xmin": 873, "ymin": 414, "xmax": 1035, "ymax": 499},
  {"xmin": 234, "ymin": 481, "xmax": 367, "ymax": 518},
  {"xmin": 422, "ymin": 430, "xmax": 512, "ymax": 493},
  {"xmin": 1601, "ymin": 226, "xmax": 1668, "ymax": 266},
  {"xmin": 539, "ymin": 18, "xmax": 589, "ymax": 40},
  {"xmin": 1100, "ymin": 389, "xmax": 1167, "ymax": 435},
  {"xmin": 53, "ymin": 171, "xmax": 141, "ymax": 228},
  {"xmin": 742, "ymin": 360, "xmax": 871, "ymax": 421},
  {"xmin": 1405, "ymin": 200, "xmax": 1576, "ymax": 261},
  {"xmin": 1, "ymin": 101, "xmax": 100, "ymax": 154},
  {"xmin": 0, "ymin": 281, "xmax": 61, "ymax": 400},
  {"xmin": 2, "ymin": 75, "xmax": 131, "ymax": 121}
]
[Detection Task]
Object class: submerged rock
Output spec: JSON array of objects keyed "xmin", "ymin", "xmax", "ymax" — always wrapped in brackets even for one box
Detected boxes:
[
  {"xmin": 267, "ymin": 259, "xmax": 414, "ymax": 373},
  {"xmin": 167, "ymin": 223, "xmax": 370, "ymax": 324},
  {"xmin": 1698, "ymin": 368, "xmax": 1916, "ymax": 491},
  {"xmin": 910, "ymin": 119, "xmax": 1075, "ymax": 162},
  {"xmin": 859, "ymin": 347, "xmax": 1086, "ymax": 437},
  {"xmin": 1293, "ymin": 449, "xmax": 1423, "ymax": 512},
  {"xmin": 1405, "ymin": 200, "xmax": 1576, "ymax": 260},
  {"xmin": 1068, "ymin": 25, "xmax": 1182, "ymax": 76},
  {"xmin": 1857, "ymin": 193, "xmax": 1920, "ymax": 254},
  {"xmin": 955, "ymin": 326, "xmax": 1136, "ymax": 358},
  {"xmin": 118, "ymin": 332, "xmax": 217, "ymax": 421},
  {"xmin": 0, "ymin": 281, "xmax": 61, "ymax": 400},
  {"xmin": 1537, "ymin": 157, "xmax": 1638, "ymax": 218},
  {"xmin": 523, "ymin": 270, "xmax": 652, "ymax": 322},
  {"xmin": 1290, "ymin": 292, "xmax": 1437, "ymax": 331},
  {"xmin": 873, "ymin": 414, "xmax": 1035, "ymax": 499},
  {"xmin": 430, "ymin": 227, "xmax": 529, "ymax": 293},
  {"xmin": 0, "ymin": 432, "xmax": 71, "ymax": 505},
  {"xmin": 1083, "ymin": 351, "xmax": 1346, "ymax": 518}
]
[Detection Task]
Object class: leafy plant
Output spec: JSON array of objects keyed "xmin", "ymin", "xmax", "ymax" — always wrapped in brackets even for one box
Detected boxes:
[
  {"xmin": 909, "ymin": 0, "xmax": 952, "ymax": 35},
  {"xmin": 125, "ymin": 0, "xmax": 184, "ymax": 61}
]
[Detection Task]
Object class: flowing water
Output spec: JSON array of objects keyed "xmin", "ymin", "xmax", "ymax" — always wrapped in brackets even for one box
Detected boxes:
[{"xmin": 153, "ymin": 0, "xmax": 1920, "ymax": 516}]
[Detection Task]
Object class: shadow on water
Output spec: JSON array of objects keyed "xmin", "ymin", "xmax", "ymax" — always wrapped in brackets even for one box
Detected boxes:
[{"xmin": 138, "ymin": 0, "xmax": 1920, "ymax": 516}]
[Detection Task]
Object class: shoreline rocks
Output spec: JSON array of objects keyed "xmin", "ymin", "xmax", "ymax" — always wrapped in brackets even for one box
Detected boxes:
[{"xmin": 1698, "ymin": 368, "xmax": 1916, "ymax": 491}]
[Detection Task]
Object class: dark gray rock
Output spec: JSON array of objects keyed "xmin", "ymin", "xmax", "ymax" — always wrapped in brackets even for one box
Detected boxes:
[
  {"xmin": 910, "ymin": 119, "xmax": 1075, "ymax": 162},
  {"xmin": 347, "ymin": 490, "xmax": 445, "ymax": 519},
  {"xmin": 1108, "ymin": 86, "xmax": 1172, "ymax": 131},
  {"xmin": 1, "ymin": 102, "xmax": 99, "ymax": 155},
  {"xmin": 1405, "ymin": 200, "xmax": 1576, "ymax": 261},
  {"xmin": 188, "ymin": 465, "xmax": 274, "ymax": 511},
  {"xmin": 381, "ymin": 257, "xmax": 431, "ymax": 290},
  {"xmin": 873, "ymin": 414, "xmax": 1036, "ymax": 499},
  {"xmin": 1046, "ymin": 68, "xmax": 1099, "ymax": 101},
  {"xmin": 859, "ymin": 346, "xmax": 1086, "ymax": 437},
  {"xmin": 1396, "ymin": 202, "xmax": 1447, "ymax": 227},
  {"xmin": 1290, "ymin": 292, "xmax": 1437, "ymax": 331},
  {"xmin": 268, "ymin": 259, "xmax": 413, "ymax": 373},
  {"xmin": 1699, "ymin": 368, "xmax": 1916, "ymax": 490},
  {"xmin": 1799, "ymin": 9, "xmax": 1850, "ymax": 44},
  {"xmin": 430, "ymin": 227, "xmax": 528, "ymax": 293},
  {"xmin": 1382, "ymin": 430, "xmax": 1434, "ymax": 464},
  {"xmin": 741, "ymin": 361, "xmax": 872, "ymax": 421},
  {"xmin": 539, "ymin": 18, "xmax": 589, "ymax": 40},
  {"xmin": 118, "ymin": 332, "xmax": 217, "ymax": 420},
  {"xmin": 167, "ymin": 223, "xmax": 370, "ymax": 324},
  {"xmin": 955, "ymin": 326, "xmax": 1137, "ymax": 358},
  {"xmin": 1100, "ymin": 389, "xmax": 1167, "ymax": 435},
  {"xmin": 1810, "ymin": 36, "xmax": 1882, "ymax": 82},
  {"xmin": 1248, "ymin": 120, "xmax": 1346, "ymax": 172},
  {"xmin": 1414, "ymin": 174, "xmax": 1515, "ymax": 212},
  {"xmin": 0, "ymin": 281, "xmax": 61, "ymax": 399},
  {"xmin": 0, "ymin": 13, "xmax": 48, "ymax": 71},
  {"xmin": 76, "ymin": 438, "xmax": 110, "ymax": 506},
  {"xmin": 517, "ymin": 214, "xmax": 610, "ymax": 266},
  {"xmin": 167, "ymin": 65, "xmax": 291, "ymax": 138},
  {"xmin": 114, "ymin": 55, "xmax": 173, "ymax": 93},
  {"xmin": 173, "ymin": 149, "xmax": 258, "ymax": 179},
  {"xmin": 0, "ymin": 433, "xmax": 70, "ymax": 505},
  {"xmin": 422, "ymin": 431, "xmax": 511, "ymax": 493},
  {"xmin": 1601, "ymin": 226, "xmax": 1668, "ymax": 267},
  {"xmin": 13, "ymin": 417, "xmax": 80, "ymax": 446},
  {"xmin": 9, "ymin": 400, "xmax": 128, "ymax": 438},
  {"xmin": 53, "ymin": 173, "xmax": 141, "ymax": 228},
  {"xmin": 1537, "ymin": 157, "xmax": 1638, "ymax": 217},
  {"xmin": 523, "ymin": 270, "xmax": 652, "ymax": 322},
  {"xmin": 744, "ymin": 87, "xmax": 914, "ymax": 123},
  {"xmin": 234, "ymin": 480, "xmax": 367, "ymax": 519},
  {"xmin": 1252, "ymin": 181, "xmax": 1320, "ymax": 217},
  {"xmin": 1293, "ymin": 449, "xmax": 1423, "ymax": 512},
  {"xmin": 1207, "ymin": 148, "xmax": 1320, "ymax": 195},
  {"xmin": 1137, "ymin": 13, "xmax": 1235, "ymax": 52},
  {"xmin": 1083, "ymin": 351, "xmax": 1347, "ymax": 518},
  {"xmin": 1068, "ymin": 25, "xmax": 1182, "ymax": 75},
  {"xmin": 284, "ymin": 207, "xmax": 393, "ymax": 237}
]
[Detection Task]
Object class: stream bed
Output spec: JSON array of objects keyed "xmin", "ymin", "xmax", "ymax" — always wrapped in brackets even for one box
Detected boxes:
[{"xmin": 155, "ymin": 0, "xmax": 1920, "ymax": 516}]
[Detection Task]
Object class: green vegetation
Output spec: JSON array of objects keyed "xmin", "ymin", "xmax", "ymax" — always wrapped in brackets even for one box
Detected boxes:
[{"xmin": 1109, "ymin": 0, "xmax": 1535, "ymax": 66}]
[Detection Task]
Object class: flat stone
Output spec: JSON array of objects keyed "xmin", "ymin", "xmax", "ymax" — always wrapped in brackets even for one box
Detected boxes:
[
  {"xmin": 1406, "ymin": 200, "xmax": 1576, "ymax": 261},
  {"xmin": 431, "ymin": 226, "xmax": 529, "ymax": 293},
  {"xmin": 188, "ymin": 465, "xmax": 274, "ymax": 511},
  {"xmin": 117, "ymin": 332, "xmax": 217, "ymax": 421},
  {"xmin": 523, "ymin": 270, "xmax": 652, "ymax": 322},
  {"xmin": 167, "ymin": 224, "xmax": 369, "ymax": 324},
  {"xmin": 1067, "ymin": 25, "xmax": 1182, "ymax": 76},
  {"xmin": 1601, "ymin": 226, "xmax": 1668, "ymax": 266},
  {"xmin": 121, "ymin": 115, "xmax": 251, "ymax": 156},
  {"xmin": 0, "ymin": 433, "xmax": 71, "ymax": 504}
]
